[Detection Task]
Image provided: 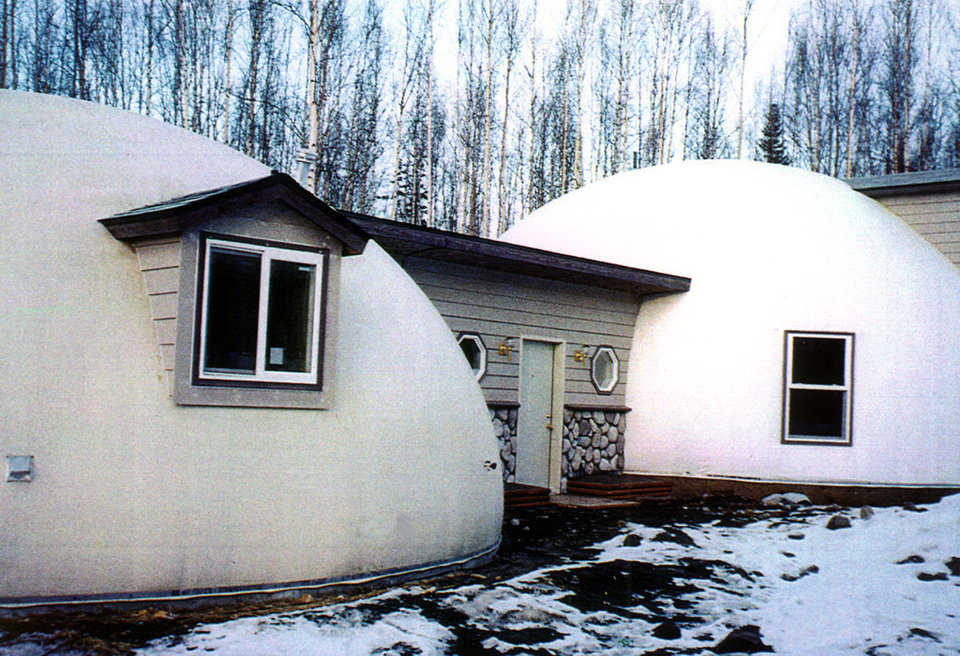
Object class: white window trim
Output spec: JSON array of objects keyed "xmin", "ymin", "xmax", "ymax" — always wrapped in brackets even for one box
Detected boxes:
[
  {"xmin": 782, "ymin": 331, "xmax": 854, "ymax": 446},
  {"xmin": 457, "ymin": 333, "xmax": 487, "ymax": 381},
  {"xmin": 590, "ymin": 345, "xmax": 620, "ymax": 395},
  {"xmin": 197, "ymin": 236, "xmax": 325, "ymax": 387}
]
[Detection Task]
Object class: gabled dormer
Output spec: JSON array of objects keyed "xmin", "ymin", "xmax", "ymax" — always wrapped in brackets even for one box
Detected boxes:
[{"xmin": 101, "ymin": 172, "xmax": 368, "ymax": 409}]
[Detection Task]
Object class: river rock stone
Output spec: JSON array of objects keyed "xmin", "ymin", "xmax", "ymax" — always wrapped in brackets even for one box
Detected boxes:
[
  {"xmin": 584, "ymin": 460, "xmax": 595, "ymax": 475},
  {"xmin": 653, "ymin": 620, "xmax": 682, "ymax": 640},
  {"xmin": 826, "ymin": 515, "xmax": 852, "ymax": 530},
  {"xmin": 713, "ymin": 625, "xmax": 773, "ymax": 653},
  {"xmin": 579, "ymin": 420, "xmax": 591, "ymax": 434},
  {"xmin": 564, "ymin": 409, "xmax": 573, "ymax": 423},
  {"xmin": 571, "ymin": 450, "xmax": 582, "ymax": 472},
  {"xmin": 598, "ymin": 458, "xmax": 614, "ymax": 471},
  {"xmin": 652, "ymin": 528, "xmax": 697, "ymax": 548},
  {"xmin": 605, "ymin": 410, "xmax": 619, "ymax": 424},
  {"xmin": 495, "ymin": 408, "xmax": 509, "ymax": 421},
  {"xmin": 592, "ymin": 410, "xmax": 605, "ymax": 424},
  {"xmin": 622, "ymin": 533, "xmax": 642, "ymax": 547},
  {"xmin": 579, "ymin": 435, "xmax": 592, "ymax": 448},
  {"xmin": 604, "ymin": 443, "xmax": 618, "ymax": 458}
]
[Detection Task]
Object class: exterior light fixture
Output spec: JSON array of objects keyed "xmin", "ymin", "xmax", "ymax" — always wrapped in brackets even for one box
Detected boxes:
[{"xmin": 573, "ymin": 344, "xmax": 590, "ymax": 363}]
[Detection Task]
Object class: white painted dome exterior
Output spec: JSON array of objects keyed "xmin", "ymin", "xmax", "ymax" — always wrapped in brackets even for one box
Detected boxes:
[
  {"xmin": 0, "ymin": 91, "xmax": 502, "ymax": 604},
  {"xmin": 503, "ymin": 160, "xmax": 960, "ymax": 486}
]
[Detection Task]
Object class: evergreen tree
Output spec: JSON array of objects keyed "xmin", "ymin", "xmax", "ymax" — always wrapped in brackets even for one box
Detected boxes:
[{"xmin": 757, "ymin": 102, "xmax": 790, "ymax": 165}]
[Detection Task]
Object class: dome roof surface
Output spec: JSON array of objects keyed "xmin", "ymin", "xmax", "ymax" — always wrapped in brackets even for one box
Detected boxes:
[
  {"xmin": 0, "ymin": 91, "xmax": 502, "ymax": 603},
  {"xmin": 503, "ymin": 161, "xmax": 960, "ymax": 485}
]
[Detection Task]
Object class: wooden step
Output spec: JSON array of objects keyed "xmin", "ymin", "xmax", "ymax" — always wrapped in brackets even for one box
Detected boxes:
[
  {"xmin": 504, "ymin": 482, "xmax": 551, "ymax": 509},
  {"xmin": 566, "ymin": 474, "xmax": 673, "ymax": 500}
]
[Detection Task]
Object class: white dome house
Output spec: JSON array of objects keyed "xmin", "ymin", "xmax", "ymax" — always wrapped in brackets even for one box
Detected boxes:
[
  {"xmin": 0, "ymin": 90, "xmax": 502, "ymax": 608},
  {"xmin": 503, "ymin": 160, "xmax": 960, "ymax": 496}
]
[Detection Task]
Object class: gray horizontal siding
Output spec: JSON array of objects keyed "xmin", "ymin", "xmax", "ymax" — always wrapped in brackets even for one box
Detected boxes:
[
  {"xmin": 875, "ymin": 192, "xmax": 960, "ymax": 267},
  {"xmin": 405, "ymin": 257, "xmax": 639, "ymax": 408},
  {"xmin": 134, "ymin": 238, "xmax": 181, "ymax": 388}
]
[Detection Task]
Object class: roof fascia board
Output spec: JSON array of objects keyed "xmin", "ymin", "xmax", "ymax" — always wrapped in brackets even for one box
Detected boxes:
[
  {"xmin": 347, "ymin": 214, "xmax": 691, "ymax": 295},
  {"xmin": 100, "ymin": 173, "xmax": 369, "ymax": 255},
  {"xmin": 850, "ymin": 180, "xmax": 960, "ymax": 198},
  {"xmin": 846, "ymin": 169, "xmax": 960, "ymax": 197}
]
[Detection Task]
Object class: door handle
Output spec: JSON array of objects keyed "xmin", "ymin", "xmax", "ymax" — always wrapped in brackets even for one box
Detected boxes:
[{"xmin": 546, "ymin": 424, "xmax": 554, "ymax": 430}]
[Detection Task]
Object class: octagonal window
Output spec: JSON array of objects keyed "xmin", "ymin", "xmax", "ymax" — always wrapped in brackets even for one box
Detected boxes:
[
  {"xmin": 590, "ymin": 346, "xmax": 619, "ymax": 394},
  {"xmin": 457, "ymin": 333, "xmax": 486, "ymax": 381}
]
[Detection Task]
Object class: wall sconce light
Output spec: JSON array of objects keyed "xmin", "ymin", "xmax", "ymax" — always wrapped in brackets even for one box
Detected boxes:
[
  {"xmin": 498, "ymin": 338, "xmax": 515, "ymax": 359},
  {"xmin": 573, "ymin": 344, "xmax": 590, "ymax": 363}
]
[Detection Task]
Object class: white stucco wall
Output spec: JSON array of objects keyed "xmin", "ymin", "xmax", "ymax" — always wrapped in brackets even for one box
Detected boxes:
[
  {"xmin": 0, "ymin": 91, "xmax": 502, "ymax": 602},
  {"xmin": 503, "ymin": 160, "xmax": 960, "ymax": 486}
]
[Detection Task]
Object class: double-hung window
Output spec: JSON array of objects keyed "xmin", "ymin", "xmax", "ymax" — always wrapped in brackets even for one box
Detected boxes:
[
  {"xmin": 195, "ymin": 234, "xmax": 326, "ymax": 388},
  {"xmin": 782, "ymin": 331, "xmax": 854, "ymax": 445}
]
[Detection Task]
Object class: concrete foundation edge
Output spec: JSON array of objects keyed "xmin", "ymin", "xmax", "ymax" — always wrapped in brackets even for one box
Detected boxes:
[{"xmin": 0, "ymin": 537, "xmax": 501, "ymax": 614}]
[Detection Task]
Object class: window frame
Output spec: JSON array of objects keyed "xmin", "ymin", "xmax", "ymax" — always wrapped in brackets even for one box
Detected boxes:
[
  {"xmin": 192, "ymin": 232, "xmax": 328, "ymax": 391},
  {"xmin": 590, "ymin": 345, "xmax": 620, "ymax": 395},
  {"xmin": 781, "ymin": 330, "xmax": 855, "ymax": 446},
  {"xmin": 457, "ymin": 332, "xmax": 487, "ymax": 382}
]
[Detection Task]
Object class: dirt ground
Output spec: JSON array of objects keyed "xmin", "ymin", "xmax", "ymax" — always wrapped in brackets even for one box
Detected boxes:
[{"xmin": 0, "ymin": 495, "xmax": 822, "ymax": 655}]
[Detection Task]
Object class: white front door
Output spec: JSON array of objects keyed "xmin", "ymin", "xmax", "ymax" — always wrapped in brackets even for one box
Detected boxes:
[{"xmin": 516, "ymin": 339, "xmax": 555, "ymax": 488}]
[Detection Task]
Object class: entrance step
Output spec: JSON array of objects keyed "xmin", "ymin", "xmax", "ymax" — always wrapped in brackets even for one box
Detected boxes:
[
  {"xmin": 566, "ymin": 473, "xmax": 673, "ymax": 500},
  {"xmin": 505, "ymin": 482, "xmax": 551, "ymax": 509}
]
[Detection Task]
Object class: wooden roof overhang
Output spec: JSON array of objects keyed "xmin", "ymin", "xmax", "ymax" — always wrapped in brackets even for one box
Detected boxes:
[
  {"xmin": 346, "ymin": 213, "xmax": 691, "ymax": 296},
  {"xmin": 100, "ymin": 172, "xmax": 370, "ymax": 255},
  {"xmin": 847, "ymin": 168, "xmax": 960, "ymax": 198}
]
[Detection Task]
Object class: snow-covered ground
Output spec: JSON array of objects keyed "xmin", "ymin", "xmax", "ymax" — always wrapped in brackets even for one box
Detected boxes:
[
  {"xmin": 4, "ymin": 495, "xmax": 959, "ymax": 655},
  {"xmin": 130, "ymin": 495, "xmax": 960, "ymax": 656}
]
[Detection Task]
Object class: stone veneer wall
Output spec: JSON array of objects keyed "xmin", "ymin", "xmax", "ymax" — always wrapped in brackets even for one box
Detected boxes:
[
  {"xmin": 489, "ymin": 405, "xmax": 627, "ymax": 486},
  {"xmin": 562, "ymin": 408, "xmax": 627, "ymax": 480},
  {"xmin": 489, "ymin": 405, "xmax": 518, "ymax": 482}
]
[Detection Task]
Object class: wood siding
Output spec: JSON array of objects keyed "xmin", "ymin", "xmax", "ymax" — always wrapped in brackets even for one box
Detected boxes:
[
  {"xmin": 876, "ymin": 190, "xmax": 960, "ymax": 268},
  {"xmin": 404, "ymin": 257, "xmax": 640, "ymax": 408},
  {"xmin": 134, "ymin": 238, "xmax": 181, "ymax": 393}
]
